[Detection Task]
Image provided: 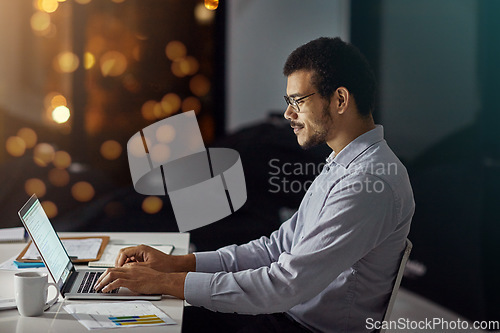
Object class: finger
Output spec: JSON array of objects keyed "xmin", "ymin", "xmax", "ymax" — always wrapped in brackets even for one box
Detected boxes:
[
  {"xmin": 94, "ymin": 268, "xmax": 127, "ymax": 291},
  {"xmin": 124, "ymin": 261, "xmax": 146, "ymax": 266},
  {"xmin": 95, "ymin": 268, "xmax": 111, "ymax": 286},
  {"xmin": 115, "ymin": 246, "xmax": 141, "ymax": 267},
  {"xmin": 102, "ymin": 278, "xmax": 133, "ymax": 293}
]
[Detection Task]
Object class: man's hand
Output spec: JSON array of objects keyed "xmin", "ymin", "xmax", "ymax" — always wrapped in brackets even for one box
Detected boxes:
[
  {"xmin": 115, "ymin": 245, "xmax": 195, "ymax": 273},
  {"xmin": 94, "ymin": 265, "xmax": 187, "ymax": 299}
]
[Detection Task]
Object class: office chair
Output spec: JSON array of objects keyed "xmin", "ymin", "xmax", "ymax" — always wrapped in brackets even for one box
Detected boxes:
[{"xmin": 379, "ymin": 238, "xmax": 413, "ymax": 333}]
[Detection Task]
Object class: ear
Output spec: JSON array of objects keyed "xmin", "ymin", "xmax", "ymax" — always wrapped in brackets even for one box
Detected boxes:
[{"xmin": 335, "ymin": 87, "xmax": 349, "ymax": 114}]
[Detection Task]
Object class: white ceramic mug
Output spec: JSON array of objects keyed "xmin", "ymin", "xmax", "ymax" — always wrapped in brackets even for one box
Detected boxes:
[{"xmin": 14, "ymin": 272, "xmax": 59, "ymax": 317}]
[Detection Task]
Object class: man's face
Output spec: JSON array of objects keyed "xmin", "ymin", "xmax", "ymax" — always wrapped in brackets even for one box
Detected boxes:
[{"xmin": 284, "ymin": 70, "xmax": 333, "ymax": 149}]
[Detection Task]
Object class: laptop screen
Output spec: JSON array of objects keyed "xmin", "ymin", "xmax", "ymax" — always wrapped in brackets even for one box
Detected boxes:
[{"xmin": 18, "ymin": 195, "xmax": 73, "ymax": 289}]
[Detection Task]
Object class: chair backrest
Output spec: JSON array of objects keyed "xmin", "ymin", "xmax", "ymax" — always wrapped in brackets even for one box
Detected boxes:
[{"xmin": 379, "ymin": 238, "xmax": 413, "ymax": 333}]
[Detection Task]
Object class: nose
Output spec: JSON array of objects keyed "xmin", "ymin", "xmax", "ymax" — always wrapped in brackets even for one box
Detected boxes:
[{"xmin": 284, "ymin": 105, "xmax": 297, "ymax": 120}]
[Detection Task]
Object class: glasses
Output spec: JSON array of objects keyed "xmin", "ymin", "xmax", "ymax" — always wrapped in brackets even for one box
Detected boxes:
[{"xmin": 284, "ymin": 92, "xmax": 316, "ymax": 113}]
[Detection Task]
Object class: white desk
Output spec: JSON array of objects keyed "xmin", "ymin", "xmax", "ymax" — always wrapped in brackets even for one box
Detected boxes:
[{"xmin": 0, "ymin": 232, "xmax": 189, "ymax": 332}]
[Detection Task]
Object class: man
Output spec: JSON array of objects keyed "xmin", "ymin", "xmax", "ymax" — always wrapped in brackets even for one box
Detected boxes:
[{"xmin": 96, "ymin": 37, "xmax": 414, "ymax": 332}]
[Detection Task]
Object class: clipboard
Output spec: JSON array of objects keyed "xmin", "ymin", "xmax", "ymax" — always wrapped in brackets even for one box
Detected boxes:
[{"xmin": 16, "ymin": 236, "xmax": 110, "ymax": 264}]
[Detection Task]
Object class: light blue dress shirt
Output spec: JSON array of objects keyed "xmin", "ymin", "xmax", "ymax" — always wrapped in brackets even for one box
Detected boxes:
[{"xmin": 184, "ymin": 125, "xmax": 415, "ymax": 332}]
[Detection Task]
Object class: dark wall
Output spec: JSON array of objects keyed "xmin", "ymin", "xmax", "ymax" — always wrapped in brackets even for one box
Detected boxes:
[{"xmin": 352, "ymin": 0, "xmax": 499, "ymax": 324}]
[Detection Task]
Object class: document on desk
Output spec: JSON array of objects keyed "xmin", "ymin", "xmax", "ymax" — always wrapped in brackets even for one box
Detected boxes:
[{"xmin": 63, "ymin": 301, "xmax": 176, "ymax": 330}]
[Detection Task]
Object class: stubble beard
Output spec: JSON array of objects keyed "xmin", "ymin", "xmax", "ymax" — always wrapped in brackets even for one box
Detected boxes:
[{"xmin": 299, "ymin": 104, "xmax": 333, "ymax": 150}]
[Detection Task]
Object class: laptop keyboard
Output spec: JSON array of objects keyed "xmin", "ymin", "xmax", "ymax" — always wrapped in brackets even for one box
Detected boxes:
[{"xmin": 77, "ymin": 271, "xmax": 119, "ymax": 294}]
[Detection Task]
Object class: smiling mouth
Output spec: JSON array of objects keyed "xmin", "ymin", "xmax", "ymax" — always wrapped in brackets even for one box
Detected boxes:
[{"xmin": 291, "ymin": 123, "xmax": 304, "ymax": 134}]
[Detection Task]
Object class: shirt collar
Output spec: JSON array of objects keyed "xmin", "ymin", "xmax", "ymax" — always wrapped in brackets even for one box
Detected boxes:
[{"xmin": 328, "ymin": 125, "xmax": 384, "ymax": 169}]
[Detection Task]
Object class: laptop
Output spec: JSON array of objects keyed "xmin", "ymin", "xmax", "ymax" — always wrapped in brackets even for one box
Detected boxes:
[{"xmin": 18, "ymin": 194, "xmax": 161, "ymax": 300}]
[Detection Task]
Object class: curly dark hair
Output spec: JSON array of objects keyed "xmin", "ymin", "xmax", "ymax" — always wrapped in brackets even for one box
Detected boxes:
[{"xmin": 283, "ymin": 37, "xmax": 376, "ymax": 116}]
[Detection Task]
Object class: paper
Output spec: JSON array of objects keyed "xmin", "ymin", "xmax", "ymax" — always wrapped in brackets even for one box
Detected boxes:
[
  {"xmin": 88, "ymin": 244, "xmax": 174, "ymax": 268},
  {"xmin": 0, "ymin": 227, "xmax": 26, "ymax": 242},
  {"xmin": 0, "ymin": 255, "xmax": 48, "ymax": 271},
  {"xmin": 22, "ymin": 238, "xmax": 103, "ymax": 260},
  {"xmin": 0, "ymin": 298, "xmax": 17, "ymax": 310},
  {"xmin": 63, "ymin": 301, "xmax": 176, "ymax": 330}
]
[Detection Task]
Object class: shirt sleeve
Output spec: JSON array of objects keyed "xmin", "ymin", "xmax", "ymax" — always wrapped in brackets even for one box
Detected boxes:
[{"xmin": 185, "ymin": 174, "xmax": 398, "ymax": 314}]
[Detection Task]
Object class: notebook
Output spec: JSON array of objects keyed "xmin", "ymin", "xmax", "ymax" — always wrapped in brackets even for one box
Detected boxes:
[{"xmin": 18, "ymin": 194, "xmax": 161, "ymax": 300}]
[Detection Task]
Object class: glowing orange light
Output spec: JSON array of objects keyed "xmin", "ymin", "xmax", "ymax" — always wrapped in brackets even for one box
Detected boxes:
[
  {"xmin": 51, "ymin": 94, "xmax": 67, "ymax": 108},
  {"xmin": 30, "ymin": 11, "xmax": 51, "ymax": 32},
  {"xmin": 25, "ymin": 178, "xmax": 46, "ymax": 197},
  {"xmin": 204, "ymin": 0, "xmax": 219, "ymax": 10},
  {"xmin": 6, "ymin": 136, "xmax": 26, "ymax": 157},
  {"xmin": 17, "ymin": 128, "xmax": 38, "ymax": 149},
  {"xmin": 53, "ymin": 150, "xmax": 72, "ymax": 169},
  {"xmin": 52, "ymin": 105, "xmax": 71, "ymax": 124},
  {"xmin": 141, "ymin": 100, "xmax": 157, "ymax": 120},
  {"xmin": 161, "ymin": 93, "xmax": 181, "ymax": 116},
  {"xmin": 84, "ymin": 52, "xmax": 95, "ymax": 69},
  {"xmin": 195, "ymin": 2, "xmax": 216, "ymax": 24},
  {"xmin": 171, "ymin": 60, "xmax": 187, "ymax": 78},
  {"xmin": 71, "ymin": 181, "xmax": 95, "ymax": 202},
  {"xmin": 165, "ymin": 41, "xmax": 187, "ymax": 61},
  {"xmin": 100, "ymin": 140, "xmax": 122, "ymax": 160},
  {"xmin": 74, "ymin": 0, "xmax": 92, "ymax": 4},
  {"xmin": 33, "ymin": 143, "xmax": 55, "ymax": 167},
  {"xmin": 182, "ymin": 97, "xmax": 202, "ymax": 114},
  {"xmin": 142, "ymin": 196, "xmax": 163, "ymax": 214},
  {"xmin": 100, "ymin": 51, "xmax": 127, "ymax": 77},
  {"xmin": 39, "ymin": 0, "xmax": 59, "ymax": 13},
  {"xmin": 54, "ymin": 52, "xmax": 79, "ymax": 73},
  {"xmin": 48, "ymin": 168, "xmax": 70, "ymax": 187},
  {"xmin": 41, "ymin": 201, "xmax": 58, "ymax": 218},
  {"xmin": 185, "ymin": 56, "xmax": 199, "ymax": 75},
  {"xmin": 190, "ymin": 74, "xmax": 211, "ymax": 97}
]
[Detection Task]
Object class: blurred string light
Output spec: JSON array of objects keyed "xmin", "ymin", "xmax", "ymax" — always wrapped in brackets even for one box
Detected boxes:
[
  {"xmin": 165, "ymin": 41, "xmax": 186, "ymax": 61},
  {"xmin": 52, "ymin": 105, "xmax": 71, "ymax": 124},
  {"xmin": 53, "ymin": 150, "xmax": 72, "ymax": 169},
  {"xmin": 141, "ymin": 100, "xmax": 159, "ymax": 121},
  {"xmin": 38, "ymin": 0, "xmax": 59, "ymax": 13},
  {"xmin": 84, "ymin": 52, "xmax": 96, "ymax": 69},
  {"xmin": 100, "ymin": 51, "xmax": 127, "ymax": 77},
  {"xmin": 54, "ymin": 51, "xmax": 79, "ymax": 73},
  {"xmin": 25, "ymin": 178, "xmax": 46, "ymax": 198},
  {"xmin": 41, "ymin": 201, "xmax": 58, "ymax": 218},
  {"xmin": 182, "ymin": 97, "xmax": 201, "ymax": 114},
  {"xmin": 33, "ymin": 143, "xmax": 55, "ymax": 167},
  {"xmin": 204, "ymin": 0, "xmax": 219, "ymax": 10},
  {"xmin": 195, "ymin": 2, "xmax": 216, "ymax": 25},
  {"xmin": 100, "ymin": 140, "xmax": 122, "ymax": 160},
  {"xmin": 30, "ymin": 11, "xmax": 51, "ymax": 32},
  {"xmin": 6, "ymin": 136, "xmax": 26, "ymax": 157},
  {"xmin": 17, "ymin": 128, "xmax": 38, "ymax": 149},
  {"xmin": 71, "ymin": 181, "xmax": 95, "ymax": 202},
  {"xmin": 142, "ymin": 196, "xmax": 163, "ymax": 214},
  {"xmin": 48, "ymin": 168, "xmax": 70, "ymax": 187},
  {"xmin": 190, "ymin": 74, "xmax": 211, "ymax": 97},
  {"xmin": 161, "ymin": 93, "xmax": 181, "ymax": 116}
]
